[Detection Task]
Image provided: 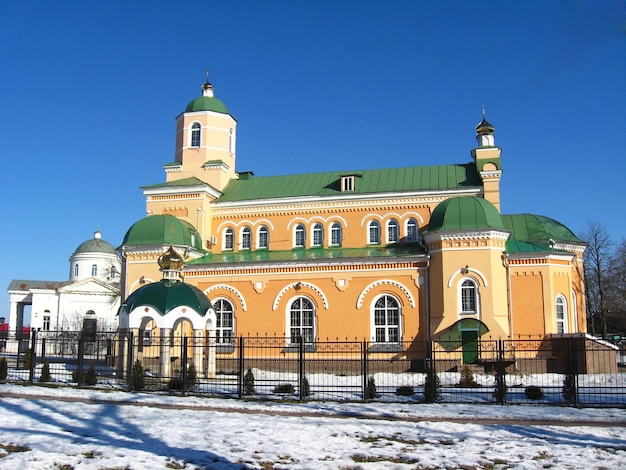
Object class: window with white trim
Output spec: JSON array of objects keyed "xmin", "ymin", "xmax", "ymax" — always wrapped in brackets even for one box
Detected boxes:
[
  {"xmin": 74, "ymin": 264, "xmax": 79, "ymax": 277},
  {"xmin": 241, "ymin": 227, "xmax": 251, "ymax": 250},
  {"xmin": 214, "ymin": 299, "xmax": 234, "ymax": 344},
  {"xmin": 312, "ymin": 223, "xmax": 324, "ymax": 247},
  {"xmin": 406, "ymin": 218, "xmax": 418, "ymax": 242},
  {"xmin": 387, "ymin": 219, "xmax": 399, "ymax": 244},
  {"xmin": 43, "ymin": 312, "xmax": 51, "ymax": 331},
  {"xmin": 460, "ymin": 278, "xmax": 479, "ymax": 315},
  {"xmin": 190, "ymin": 122, "xmax": 201, "ymax": 147},
  {"xmin": 229, "ymin": 128, "xmax": 234, "ymax": 153},
  {"xmin": 257, "ymin": 225, "xmax": 268, "ymax": 249},
  {"xmin": 341, "ymin": 175, "xmax": 355, "ymax": 192},
  {"xmin": 289, "ymin": 297, "xmax": 315, "ymax": 344},
  {"xmin": 330, "ymin": 222, "xmax": 342, "ymax": 246},
  {"xmin": 295, "ymin": 224, "xmax": 306, "ymax": 248},
  {"xmin": 224, "ymin": 228, "xmax": 234, "ymax": 250},
  {"xmin": 91, "ymin": 264, "xmax": 98, "ymax": 277},
  {"xmin": 373, "ymin": 295, "xmax": 401, "ymax": 343},
  {"xmin": 368, "ymin": 220, "xmax": 381, "ymax": 244},
  {"xmin": 556, "ymin": 295, "xmax": 568, "ymax": 334}
]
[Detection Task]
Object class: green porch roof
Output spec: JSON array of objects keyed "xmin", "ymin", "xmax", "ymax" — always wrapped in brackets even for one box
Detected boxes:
[
  {"xmin": 216, "ymin": 163, "xmax": 481, "ymax": 202},
  {"xmin": 502, "ymin": 214, "xmax": 582, "ymax": 244},
  {"xmin": 187, "ymin": 244, "xmax": 426, "ymax": 266},
  {"xmin": 121, "ymin": 279, "xmax": 212, "ymax": 316}
]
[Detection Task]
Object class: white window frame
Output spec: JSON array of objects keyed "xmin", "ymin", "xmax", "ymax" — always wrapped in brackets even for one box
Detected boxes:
[
  {"xmin": 556, "ymin": 295, "xmax": 568, "ymax": 334},
  {"xmin": 371, "ymin": 295, "xmax": 401, "ymax": 343},
  {"xmin": 214, "ymin": 298, "xmax": 235, "ymax": 344},
  {"xmin": 330, "ymin": 222, "xmax": 342, "ymax": 246},
  {"xmin": 257, "ymin": 225, "xmax": 269, "ymax": 249},
  {"xmin": 241, "ymin": 227, "xmax": 251, "ymax": 250},
  {"xmin": 406, "ymin": 218, "xmax": 418, "ymax": 242},
  {"xmin": 190, "ymin": 122, "xmax": 201, "ymax": 147},
  {"xmin": 224, "ymin": 228, "xmax": 234, "ymax": 250},
  {"xmin": 43, "ymin": 313, "xmax": 51, "ymax": 331},
  {"xmin": 288, "ymin": 297, "xmax": 315, "ymax": 345},
  {"xmin": 91, "ymin": 264, "xmax": 98, "ymax": 277},
  {"xmin": 387, "ymin": 219, "xmax": 399, "ymax": 244},
  {"xmin": 312, "ymin": 223, "xmax": 324, "ymax": 247},
  {"xmin": 294, "ymin": 224, "xmax": 306, "ymax": 248},
  {"xmin": 368, "ymin": 220, "xmax": 381, "ymax": 245},
  {"xmin": 341, "ymin": 175, "xmax": 355, "ymax": 192},
  {"xmin": 459, "ymin": 278, "xmax": 480, "ymax": 316}
]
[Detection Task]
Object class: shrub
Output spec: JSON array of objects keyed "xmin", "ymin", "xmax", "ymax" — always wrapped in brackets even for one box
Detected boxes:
[
  {"xmin": 0, "ymin": 357, "xmax": 7, "ymax": 382},
  {"xmin": 243, "ymin": 368, "xmax": 256, "ymax": 395},
  {"xmin": 130, "ymin": 360, "xmax": 145, "ymax": 391},
  {"xmin": 457, "ymin": 366, "xmax": 480, "ymax": 388},
  {"xmin": 168, "ymin": 364, "xmax": 197, "ymax": 391},
  {"xmin": 84, "ymin": 365, "xmax": 97, "ymax": 386},
  {"xmin": 273, "ymin": 383, "xmax": 295, "ymax": 394},
  {"xmin": 395, "ymin": 385, "xmax": 415, "ymax": 396},
  {"xmin": 423, "ymin": 366, "xmax": 440, "ymax": 403},
  {"xmin": 40, "ymin": 362, "xmax": 51, "ymax": 383},
  {"xmin": 562, "ymin": 373, "xmax": 576, "ymax": 403},
  {"xmin": 23, "ymin": 349, "xmax": 32, "ymax": 370},
  {"xmin": 365, "ymin": 376, "xmax": 377, "ymax": 400},
  {"xmin": 493, "ymin": 368, "xmax": 507, "ymax": 404},
  {"xmin": 524, "ymin": 385, "xmax": 544, "ymax": 400}
]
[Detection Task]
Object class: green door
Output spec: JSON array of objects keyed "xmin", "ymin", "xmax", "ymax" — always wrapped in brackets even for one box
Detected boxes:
[{"xmin": 461, "ymin": 330, "xmax": 479, "ymax": 364}]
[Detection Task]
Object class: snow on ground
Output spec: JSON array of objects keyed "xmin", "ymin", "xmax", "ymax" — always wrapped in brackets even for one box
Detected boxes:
[{"xmin": 0, "ymin": 384, "xmax": 624, "ymax": 469}]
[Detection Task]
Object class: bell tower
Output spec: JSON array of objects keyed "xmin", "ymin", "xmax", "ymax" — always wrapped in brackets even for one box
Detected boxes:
[
  {"xmin": 471, "ymin": 108, "xmax": 503, "ymax": 211},
  {"xmin": 168, "ymin": 70, "xmax": 238, "ymax": 192}
]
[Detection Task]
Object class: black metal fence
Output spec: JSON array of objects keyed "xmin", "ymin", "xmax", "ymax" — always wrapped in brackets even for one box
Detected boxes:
[{"xmin": 1, "ymin": 329, "xmax": 624, "ymax": 407}]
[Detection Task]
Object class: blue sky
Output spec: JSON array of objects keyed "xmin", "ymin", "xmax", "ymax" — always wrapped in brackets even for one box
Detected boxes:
[{"xmin": 1, "ymin": 1, "xmax": 624, "ymax": 317}]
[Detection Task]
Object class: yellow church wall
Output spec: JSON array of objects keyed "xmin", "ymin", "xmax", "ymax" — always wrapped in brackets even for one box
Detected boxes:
[{"xmin": 510, "ymin": 271, "xmax": 546, "ymax": 336}]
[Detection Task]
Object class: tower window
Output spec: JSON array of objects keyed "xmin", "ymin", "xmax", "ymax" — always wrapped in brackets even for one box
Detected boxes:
[
  {"xmin": 460, "ymin": 279, "xmax": 479, "ymax": 315},
  {"xmin": 190, "ymin": 123, "xmax": 201, "ymax": 147},
  {"xmin": 74, "ymin": 264, "xmax": 79, "ymax": 277},
  {"xmin": 91, "ymin": 264, "xmax": 98, "ymax": 277}
]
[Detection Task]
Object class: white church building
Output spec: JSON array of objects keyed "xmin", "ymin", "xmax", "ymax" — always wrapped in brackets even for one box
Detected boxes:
[{"xmin": 7, "ymin": 230, "xmax": 121, "ymax": 332}]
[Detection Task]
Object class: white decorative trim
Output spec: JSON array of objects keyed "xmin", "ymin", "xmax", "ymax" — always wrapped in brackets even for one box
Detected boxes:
[
  {"xmin": 205, "ymin": 284, "xmax": 247, "ymax": 311},
  {"xmin": 356, "ymin": 279, "xmax": 415, "ymax": 308},
  {"xmin": 402, "ymin": 212, "xmax": 425, "ymax": 224},
  {"xmin": 272, "ymin": 282, "xmax": 329, "ymax": 311},
  {"xmin": 360, "ymin": 213, "xmax": 384, "ymax": 226},
  {"xmin": 447, "ymin": 268, "xmax": 489, "ymax": 288}
]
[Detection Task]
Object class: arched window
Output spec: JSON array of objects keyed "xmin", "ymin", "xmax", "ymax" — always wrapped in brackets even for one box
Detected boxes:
[
  {"xmin": 373, "ymin": 295, "xmax": 401, "ymax": 343},
  {"xmin": 295, "ymin": 224, "xmax": 306, "ymax": 248},
  {"xmin": 257, "ymin": 225, "xmax": 269, "ymax": 249},
  {"xmin": 241, "ymin": 227, "xmax": 251, "ymax": 250},
  {"xmin": 214, "ymin": 299, "xmax": 234, "ymax": 344},
  {"xmin": 406, "ymin": 218, "xmax": 418, "ymax": 242},
  {"xmin": 229, "ymin": 128, "xmax": 234, "ymax": 153},
  {"xmin": 387, "ymin": 219, "xmax": 399, "ymax": 244},
  {"xmin": 460, "ymin": 279, "xmax": 479, "ymax": 315},
  {"xmin": 91, "ymin": 264, "xmax": 98, "ymax": 277},
  {"xmin": 289, "ymin": 297, "xmax": 315, "ymax": 344},
  {"xmin": 224, "ymin": 228, "xmax": 234, "ymax": 250},
  {"xmin": 312, "ymin": 223, "xmax": 324, "ymax": 247},
  {"xmin": 330, "ymin": 222, "xmax": 342, "ymax": 246},
  {"xmin": 74, "ymin": 264, "xmax": 79, "ymax": 277},
  {"xmin": 368, "ymin": 220, "xmax": 380, "ymax": 244},
  {"xmin": 556, "ymin": 295, "xmax": 568, "ymax": 334},
  {"xmin": 190, "ymin": 123, "xmax": 201, "ymax": 147}
]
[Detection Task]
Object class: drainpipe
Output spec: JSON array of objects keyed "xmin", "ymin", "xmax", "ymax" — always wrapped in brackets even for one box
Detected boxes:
[
  {"xmin": 502, "ymin": 252, "xmax": 514, "ymax": 339},
  {"xmin": 418, "ymin": 237, "xmax": 431, "ymax": 357}
]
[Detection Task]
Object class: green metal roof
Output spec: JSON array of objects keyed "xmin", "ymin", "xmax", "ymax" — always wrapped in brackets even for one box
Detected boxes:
[
  {"xmin": 426, "ymin": 196, "xmax": 506, "ymax": 232},
  {"xmin": 122, "ymin": 214, "xmax": 204, "ymax": 249},
  {"xmin": 122, "ymin": 279, "xmax": 212, "ymax": 316},
  {"xmin": 184, "ymin": 96, "xmax": 230, "ymax": 114},
  {"xmin": 141, "ymin": 176, "xmax": 209, "ymax": 190},
  {"xmin": 187, "ymin": 244, "xmax": 426, "ymax": 266},
  {"xmin": 502, "ymin": 214, "xmax": 582, "ymax": 244},
  {"xmin": 216, "ymin": 164, "xmax": 481, "ymax": 202}
]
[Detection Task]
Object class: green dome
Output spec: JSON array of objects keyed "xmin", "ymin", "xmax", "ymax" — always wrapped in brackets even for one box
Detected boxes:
[
  {"xmin": 73, "ymin": 231, "xmax": 117, "ymax": 255},
  {"xmin": 427, "ymin": 197, "xmax": 506, "ymax": 232},
  {"xmin": 184, "ymin": 96, "xmax": 229, "ymax": 114},
  {"xmin": 122, "ymin": 215, "xmax": 203, "ymax": 250},
  {"xmin": 122, "ymin": 279, "xmax": 212, "ymax": 316},
  {"xmin": 502, "ymin": 214, "xmax": 582, "ymax": 244}
]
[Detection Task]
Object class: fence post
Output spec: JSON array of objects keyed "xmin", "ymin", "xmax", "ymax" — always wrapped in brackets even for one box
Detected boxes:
[
  {"xmin": 494, "ymin": 339, "xmax": 507, "ymax": 405},
  {"xmin": 298, "ymin": 336, "xmax": 305, "ymax": 401},
  {"xmin": 28, "ymin": 328, "xmax": 37, "ymax": 384},
  {"xmin": 237, "ymin": 336, "xmax": 245, "ymax": 398},
  {"xmin": 77, "ymin": 331, "xmax": 85, "ymax": 387},
  {"xmin": 126, "ymin": 331, "xmax": 134, "ymax": 389},
  {"xmin": 41, "ymin": 338, "xmax": 46, "ymax": 362},
  {"xmin": 181, "ymin": 336, "xmax": 188, "ymax": 396},
  {"xmin": 570, "ymin": 336, "xmax": 579, "ymax": 407},
  {"xmin": 362, "ymin": 340, "xmax": 368, "ymax": 402}
]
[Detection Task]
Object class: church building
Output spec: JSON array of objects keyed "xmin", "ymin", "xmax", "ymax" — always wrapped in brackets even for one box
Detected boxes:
[{"xmin": 118, "ymin": 74, "xmax": 587, "ymax": 365}]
